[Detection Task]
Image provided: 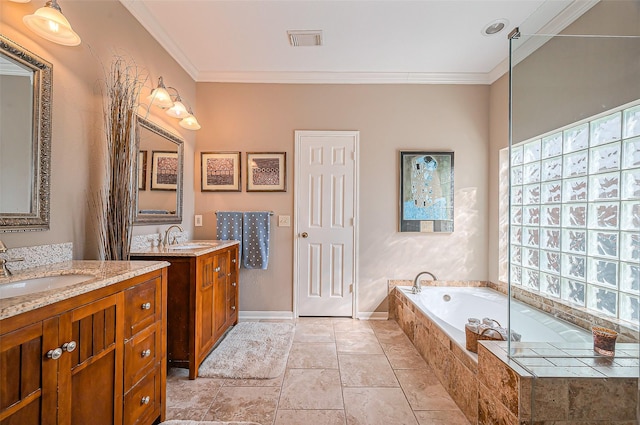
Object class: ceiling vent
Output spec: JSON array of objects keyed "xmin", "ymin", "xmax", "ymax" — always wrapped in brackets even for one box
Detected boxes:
[{"xmin": 287, "ymin": 30, "xmax": 323, "ymax": 47}]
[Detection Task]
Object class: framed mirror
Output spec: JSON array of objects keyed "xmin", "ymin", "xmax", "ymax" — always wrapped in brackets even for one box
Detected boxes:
[
  {"xmin": 134, "ymin": 115, "xmax": 184, "ymax": 225},
  {"xmin": 0, "ymin": 35, "xmax": 52, "ymax": 232}
]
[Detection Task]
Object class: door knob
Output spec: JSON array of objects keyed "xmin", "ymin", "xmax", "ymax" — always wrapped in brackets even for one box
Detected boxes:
[{"xmin": 301, "ymin": 232, "xmax": 308, "ymax": 238}]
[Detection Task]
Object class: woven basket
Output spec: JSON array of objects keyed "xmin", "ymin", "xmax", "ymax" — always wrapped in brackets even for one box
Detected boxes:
[{"xmin": 465, "ymin": 326, "xmax": 504, "ymax": 353}]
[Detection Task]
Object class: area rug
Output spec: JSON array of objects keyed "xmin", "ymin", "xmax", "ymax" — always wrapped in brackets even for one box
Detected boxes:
[
  {"xmin": 161, "ymin": 421, "xmax": 261, "ymax": 425},
  {"xmin": 198, "ymin": 322, "xmax": 294, "ymax": 379}
]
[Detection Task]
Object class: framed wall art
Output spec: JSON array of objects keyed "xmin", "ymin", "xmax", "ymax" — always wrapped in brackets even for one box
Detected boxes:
[
  {"xmin": 151, "ymin": 150, "xmax": 179, "ymax": 191},
  {"xmin": 246, "ymin": 152, "xmax": 286, "ymax": 192},
  {"xmin": 137, "ymin": 150, "xmax": 147, "ymax": 191},
  {"xmin": 201, "ymin": 151, "xmax": 241, "ymax": 192},
  {"xmin": 399, "ymin": 151, "xmax": 454, "ymax": 232}
]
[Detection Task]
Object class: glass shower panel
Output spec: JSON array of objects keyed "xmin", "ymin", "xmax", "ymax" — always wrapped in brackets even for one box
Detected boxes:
[{"xmin": 508, "ymin": 22, "xmax": 639, "ymax": 423}]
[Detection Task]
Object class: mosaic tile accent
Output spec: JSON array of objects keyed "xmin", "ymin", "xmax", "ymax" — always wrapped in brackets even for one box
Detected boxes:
[{"xmin": 0, "ymin": 242, "xmax": 72, "ymax": 272}]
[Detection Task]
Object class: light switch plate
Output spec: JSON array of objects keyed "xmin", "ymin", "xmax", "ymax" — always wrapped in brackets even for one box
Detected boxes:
[
  {"xmin": 195, "ymin": 215, "xmax": 203, "ymax": 227},
  {"xmin": 278, "ymin": 215, "xmax": 291, "ymax": 227}
]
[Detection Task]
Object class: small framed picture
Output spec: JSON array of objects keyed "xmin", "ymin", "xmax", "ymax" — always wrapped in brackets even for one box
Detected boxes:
[
  {"xmin": 246, "ymin": 152, "xmax": 286, "ymax": 192},
  {"xmin": 151, "ymin": 150, "xmax": 178, "ymax": 191},
  {"xmin": 201, "ymin": 151, "xmax": 241, "ymax": 192},
  {"xmin": 137, "ymin": 150, "xmax": 147, "ymax": 191}
]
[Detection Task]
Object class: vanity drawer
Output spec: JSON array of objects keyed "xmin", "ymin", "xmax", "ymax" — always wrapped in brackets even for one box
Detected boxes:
[
  {"xmin": 124, "ymin": 322, "xmax": 160, "ymax": 390},
  {"xmin": 124, "ymin": 277, "xmax": 161, "ymax": 339},
  {"xmin": 124, "ymin": 366, "xmax": 161, "ymax": 425}
]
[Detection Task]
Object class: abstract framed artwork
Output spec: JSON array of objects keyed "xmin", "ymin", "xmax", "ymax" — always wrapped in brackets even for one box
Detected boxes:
[
  {"xmin": 201, "ymin": 151, "xmax": 241, "ymax": 192},
  {"xmin": 399, "ymin": 151, "xmax": 454, "ymax": 232},
  {"xmin": 151, "ymin": 150, "xmax": 178, "ymax": 191},
  {"xmin": 137, "ymin": 150, "xmax": 147, "ymax": 191},
  {"xmin": 246, "ymin": 152, "xmax": 286, "ymax": 192}
]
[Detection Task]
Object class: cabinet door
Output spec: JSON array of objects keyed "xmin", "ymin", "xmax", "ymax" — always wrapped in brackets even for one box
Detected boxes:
[
  {"xmin": 0, "ymin": 319, "xmax": 58, "ymax": 425},
  {"xmin": 228, "ymin": 246, "xmax": 239, "ymax": 324},
  {"xmin": 197, "ymin": 254, "xmax": 215, "ymax": 358},
  {"xmin": 214, "ymin": 250, "xmax": 229, "ymax": 337},
  {"xmin": 57, "ymin": 294, "xmax": 123, "ymax": 425}
]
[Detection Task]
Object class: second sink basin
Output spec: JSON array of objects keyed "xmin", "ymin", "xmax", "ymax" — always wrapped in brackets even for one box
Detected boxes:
[
  {"xmin": 0, "ymin": 274, "xmax": 95, "ymax": 299},
  {"xmin": 168, "ymin": 242, "xmax": 219, "ymax": 250}
]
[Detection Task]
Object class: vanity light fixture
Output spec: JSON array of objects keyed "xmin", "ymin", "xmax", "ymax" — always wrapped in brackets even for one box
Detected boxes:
[
  {"xmin": 179, "ymin": 108, "xmax": 201, "ymax": 131},
  {"xmin": 165, "ymin": 93, "xmax": 190, "ymax": 119},
  {"xmin": 147, "ymin": 76, "xmax": 174, "ymax": 109},
  {"xmin": 9, "ymin": 0, "xmax": 32, "ymax": 3},
  {"xmin": 23, "ymin": 0, "xmax": 81, "ymax": 46}
]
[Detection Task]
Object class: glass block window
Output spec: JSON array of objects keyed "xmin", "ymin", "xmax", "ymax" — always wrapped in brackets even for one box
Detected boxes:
[{"xmin": 510, "ymin": 101, "xmax": 640, "ymax": 325}]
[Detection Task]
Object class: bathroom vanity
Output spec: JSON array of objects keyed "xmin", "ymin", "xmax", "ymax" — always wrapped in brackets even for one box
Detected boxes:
[
  {"xmin": 130, "ymin": 240, "xmax": 240, "ymax": 379},
  {"xmin": 0, "ymin": 260, "xmax": 169, "ymax": 425}
]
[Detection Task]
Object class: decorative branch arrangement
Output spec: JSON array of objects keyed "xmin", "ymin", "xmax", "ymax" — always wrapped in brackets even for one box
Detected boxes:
[{"xmin": 92, "ymin": 57, "xmax": 147, "ymax": 260}]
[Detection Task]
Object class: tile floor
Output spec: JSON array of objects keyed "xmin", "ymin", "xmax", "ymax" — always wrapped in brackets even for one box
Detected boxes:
[{"xmin": 166, "ymin": 318, "xmax": 470, "ymax": 425}]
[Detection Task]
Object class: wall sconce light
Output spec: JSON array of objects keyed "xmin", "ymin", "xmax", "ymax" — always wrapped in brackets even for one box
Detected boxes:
[
  {"xmin": 23, "ymin": 0, "xmax": 81, "ymax": 46},
  {"xmin": 179, "ymin": 108, "xmax": 201, "ymax": 131},
  {"xmin": 147, "ymin": 76, "xmax": 201, "ymax": 131}
]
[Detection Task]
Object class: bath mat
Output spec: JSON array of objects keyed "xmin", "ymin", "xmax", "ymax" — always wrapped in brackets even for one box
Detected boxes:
[
  {"xmin": 198, "ymin": 322, "xmax": 294, "ymax": 379},
  {"xmin": 161, "ymin": 421, "xmax": 262, "ymax": 425}
]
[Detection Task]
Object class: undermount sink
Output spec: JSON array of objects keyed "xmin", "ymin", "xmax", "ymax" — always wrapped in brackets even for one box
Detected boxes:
[
  {"xmin": 0, "ymin": 274, "xmax": 95, "ymax": 299},
  {"xmin": 168, "ymin": 242, "xmax": 219, "ymax": 250}
]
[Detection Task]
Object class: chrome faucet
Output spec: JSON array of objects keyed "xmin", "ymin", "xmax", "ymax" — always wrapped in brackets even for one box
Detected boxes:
[
  {"xmin": 0, "ymin": 240, "xmax": 24, "ymax": 277},
  {"xmin": 162, "ymin": 225, "xmax": 183, "ymax": 247},
  {"xmin": 412, "ymin": 271, "xmax": 437, "ymax": 294}
]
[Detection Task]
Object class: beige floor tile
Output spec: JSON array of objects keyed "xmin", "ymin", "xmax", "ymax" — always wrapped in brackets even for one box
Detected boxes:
[
  {"xmin": 332, "ymin": 319, "xmax": 374, "ymax": 333},
  {"xmin": 381, "ymin": 341, "xmax": 428, "ymax": 369},
  {"xmin": 274, "ymin": 409, "xmax": 346, "ymax": 425},
  {"xmin": 203, "ymin": 386, "xmax": 280, "ymax": 424},
  {"xmin": 221, "ymin": 374, "xmax": 284, "ymax": 387},
  {"xmin": 414, "ymin": 410, "xmax": 471, "ymax": 425},
  {"xmin": 279, "ymin": 368, "xmax": 344, "ymax": 409},
  {"xmin": 294, "ymin": 322, "xmax": 335, "ymax": 343},
  {"xmin": 164, "ymin": 407, "xmax": 207, "ymax": 421},
  {"xmin": 370, "ymin": 320, "xmax": 411, "ymax": 344},
  {"xmin": 335, "ymin": 332, "xmax": 384, "ymax": 354},
  {"xmin": 166, "ymin": 369, "xmax": 224, "ymax": 408},
  {"xmin": 338, "ymin": 354, "xmax": 399, "ymax": 387},
  {"xmin": 287, "ymin": 342, "xmax": 338, "ymax": 369},
  {"xmin": 395, "ymin": 368, "xmax": 460, "ymax": 410},
  {"xmin": 343, "ymin": 387, "xmax": 418, "ymax": 425}
]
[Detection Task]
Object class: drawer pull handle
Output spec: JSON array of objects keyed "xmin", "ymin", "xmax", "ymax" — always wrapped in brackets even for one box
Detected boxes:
[
  {"xmin": 141, "ymin": 349, "xmax": 152, "ymax": 358},
  {"xmin": 141, "ymin": 302, "xmax": 152, "ymax": 310},
  {"xmin": 46, "ymin": 348, "xmax": 63, "ymax": 360},
  {"xmin": 232, "ymin": 282, "xmax": 236, "ymax": 287},
  {"xmin": 141, "ymin": 396, "xmax": 150, "ymax": 405},
  {"xmin": 62, "ymin": 341, "xmax": 77, "ymax": 353},
  {"xmin": 231, "ymin": 305, "xmax": 236, "ymax": 311}
]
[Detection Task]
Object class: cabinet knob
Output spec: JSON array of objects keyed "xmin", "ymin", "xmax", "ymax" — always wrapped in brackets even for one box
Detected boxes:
[
  {"xmin": 141, "ymin": 396, "xmax": 150, "ymax": 405},
  {"xmin": 232, "ymin": 282, "xmax": 236, "ymax": 287},
  {"xmin": 141, "ymin": 302, "xmax": 152, "ymax": 310},
  {"xmin": 141, "ymin": 349, "xmax": 152, "ymax": 358},
  {"xmin": 231, "ymin": 305, "xmax": 236, "ymax": 311},
  {"xmin": 62, "ymin": 341, "xmax": 77, "ymax": 353},
  {"xmin": 232, "ymin": 258, "xmax": 236, "ymax": 263},
  {"xmin": 215, "ymin": 266, "xmax": 221, "ymax": 272},
  {"xmin": 47, "ymin": 348, "xmax": 63, "ymax": 360}
]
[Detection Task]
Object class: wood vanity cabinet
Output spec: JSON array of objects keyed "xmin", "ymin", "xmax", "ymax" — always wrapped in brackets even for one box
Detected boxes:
[
  {"xmin": 132, "ymin": 244, "xmax": 239, "ymax": 379},
  {"xmin": 0, "ymin": 268, "xmax": 167, "ymax": 425}
]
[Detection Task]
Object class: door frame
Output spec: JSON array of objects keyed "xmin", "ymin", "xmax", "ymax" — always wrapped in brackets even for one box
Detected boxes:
[{"xmin": 293, "ymin": 130, "xmax": 360, "ymax": 318}]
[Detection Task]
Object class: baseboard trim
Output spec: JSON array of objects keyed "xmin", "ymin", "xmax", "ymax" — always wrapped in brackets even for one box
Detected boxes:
[
  {"xmin": 238, "ymin": 311, "xmax": 295, "ymax": 321},
  {"xmin": 357, "ymin": 312, "xmax": 389, "ymax": 320}
]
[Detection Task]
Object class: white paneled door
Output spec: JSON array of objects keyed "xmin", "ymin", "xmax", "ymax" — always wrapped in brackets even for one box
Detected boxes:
[{"xmin": 295, "ymin": 131, "xmax": 358, "ymax": 317}]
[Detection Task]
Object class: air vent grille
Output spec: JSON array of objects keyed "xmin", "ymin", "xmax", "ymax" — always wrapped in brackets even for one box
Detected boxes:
[{"xmin": 287, "ymin": 30, "xmax": 323, "ymax": 47}]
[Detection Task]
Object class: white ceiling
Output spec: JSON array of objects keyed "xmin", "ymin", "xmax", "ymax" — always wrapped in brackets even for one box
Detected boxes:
[{"xmin": 119, "ymin": 0, "xmax": 598, "ymax": 84}]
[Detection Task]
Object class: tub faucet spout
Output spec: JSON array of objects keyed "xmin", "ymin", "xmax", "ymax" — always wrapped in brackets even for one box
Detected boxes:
[{"xmin": 412, "ymin": 271, "xmax": 437, "ymax": 294}]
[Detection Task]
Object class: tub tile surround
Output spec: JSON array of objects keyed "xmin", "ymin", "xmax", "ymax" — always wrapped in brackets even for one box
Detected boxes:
[
  {"xmin": 389, "ymin": 285, "xmax": 640, "ymax": 424},
  {"xmin": 0, "ymin": 241, "xmax": 72, "ymax": 272}
]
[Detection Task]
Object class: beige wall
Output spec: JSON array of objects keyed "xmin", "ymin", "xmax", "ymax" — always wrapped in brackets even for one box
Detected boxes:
[
  {"xmin": 0, "ymin": 0, "xmax": 196, "ymax": 258},
  {"xmin": 193, "ymin": 83, "xmax": 490, "ymax": 314}
]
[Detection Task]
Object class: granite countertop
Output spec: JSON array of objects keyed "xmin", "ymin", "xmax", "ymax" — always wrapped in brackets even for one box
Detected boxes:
[
  {"xmin": 130, "ymin": 240, "xmax": 239, "ymax": 257},
  {"xmin": 0, "ymin": 260, "xmax": 170, "ymax": 320}
]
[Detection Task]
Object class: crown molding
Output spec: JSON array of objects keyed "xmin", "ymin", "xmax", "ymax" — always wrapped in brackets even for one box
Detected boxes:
[
  {"xmin": 119, "ymin": 0, "xmax": 199, "ymax": 80},
  {"xmin": 487, "ymin": 0, "xmax": 599, "ymax": 84},
  {"xmin": 195, "ymin": 71, "xmax": 492, "ymax": 85}
]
